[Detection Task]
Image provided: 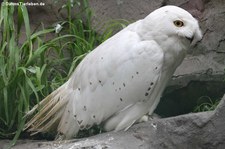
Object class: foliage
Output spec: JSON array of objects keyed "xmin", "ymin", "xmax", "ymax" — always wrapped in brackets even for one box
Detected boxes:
[
  {"xmin": 0, "ymin": 0, "xmax": 128, "ymax": 145},
  {"xmin": 0, "ymin": 1, "xmax": 63, "ymax": 144},
  {"xmin": 193, "ymin": 96, "xmax": 220, "ymax": 112}
]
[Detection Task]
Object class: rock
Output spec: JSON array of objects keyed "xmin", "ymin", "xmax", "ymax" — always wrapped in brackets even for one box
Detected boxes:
[
  {"xmin": 89, "ymin": 0, "xmax": 164, "ymax": 31},
  {"xmin": 1, "ymin": 94, "xmax": 225, "ymax": 149},
  {"xmin": 155, "ymin": 54, "xmax": 225, "ymax": 117}
]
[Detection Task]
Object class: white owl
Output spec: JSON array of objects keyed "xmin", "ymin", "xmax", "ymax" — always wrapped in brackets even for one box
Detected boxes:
[{"xmin": 25, "ymin": 5, "xmax": 202, "ymax": 139}]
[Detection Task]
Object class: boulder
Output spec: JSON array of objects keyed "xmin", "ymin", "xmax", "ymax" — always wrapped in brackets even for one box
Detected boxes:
[{"xmin": 1, "ymin": 94, "xmax": 225, "ymax": 149}]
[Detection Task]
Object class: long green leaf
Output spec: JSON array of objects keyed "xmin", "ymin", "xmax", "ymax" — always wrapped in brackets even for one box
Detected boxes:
[{"xmin": 19, "ymin": 5, "xmax": 30, "ymax": 39}]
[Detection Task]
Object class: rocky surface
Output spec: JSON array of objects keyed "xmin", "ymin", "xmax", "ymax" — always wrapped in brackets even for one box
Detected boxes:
[
  {"xmin": 1, "ymin": 0, "xmax": 225, "ymax": 148},
  {"xmin": 1, "ymin": 94, "xmax": 225, "ymax": 149}
]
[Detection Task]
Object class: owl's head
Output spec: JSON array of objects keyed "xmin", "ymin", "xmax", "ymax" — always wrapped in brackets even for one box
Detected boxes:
[{"xmin": 142, "ymin": 5, "xmax": 202, "ymax": 46}]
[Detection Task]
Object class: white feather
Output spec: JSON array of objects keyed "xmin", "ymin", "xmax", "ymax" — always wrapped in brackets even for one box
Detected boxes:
[{"xmin": 25, "ymin": 5, "xmax": 202, "ymax": 139}]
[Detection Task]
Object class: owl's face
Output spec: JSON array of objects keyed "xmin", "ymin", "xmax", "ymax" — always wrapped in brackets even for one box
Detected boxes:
[
  {"xmin": 166, "ymin": 7, "xmax": 202, "ymax": 46},
  {"xmin": 143, "ymin": 5, "xmax": 202, "ymax": 46}
]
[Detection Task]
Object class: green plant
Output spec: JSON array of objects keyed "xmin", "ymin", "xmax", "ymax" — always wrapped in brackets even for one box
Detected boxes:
[
  {"xmin": 0, "ymin": 0, "xmax": 128, "ymax": 145},
  {"xmin": 0, "ymin": 1, "xmax": 64, "ymax": 144},
  {"xmin": 193, "ymin": 96, "xmax": 220, "ymax": 112}
]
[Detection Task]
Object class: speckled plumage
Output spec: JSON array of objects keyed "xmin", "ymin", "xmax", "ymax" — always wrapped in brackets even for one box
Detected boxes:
[{"xmin": 25, "ymin": 5, "xmax": 202, "ymax": 139}]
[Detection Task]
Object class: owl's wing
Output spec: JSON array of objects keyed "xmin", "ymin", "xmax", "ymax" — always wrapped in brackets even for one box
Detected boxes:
[
  {"xmin": 25, "ymin": 24, "xmax": 164, "ymax": 139},
  {"xmin": 66, "ymin": 27, "xmax": 164, "ymax": 132}
]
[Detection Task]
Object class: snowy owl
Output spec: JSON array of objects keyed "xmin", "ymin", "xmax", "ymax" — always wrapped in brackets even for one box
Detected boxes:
[{"xmin": 25, "ymin": 5, "xmax": 202, "ymax": 139}]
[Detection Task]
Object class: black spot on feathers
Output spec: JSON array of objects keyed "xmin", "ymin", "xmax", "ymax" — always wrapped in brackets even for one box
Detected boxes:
[
  {"xmin": 120, "ymin": 98, "xmax": 123, "ymax": 101},
  {"xmin": 99, "ymin": 80, "xmax": 103, "ymax": 86},
  {"xmin": 86, "ymin": 124, "xmax": 91, "ymax": 129},
  {"xmin": 93, "ymin": 115, "xmax": 96, "ymax": 119},
  {"xmin": 136, "ymin": 71, "xmax": 139, "ymax": 75},
  {"xmin": 80, "ymin": 125, "xmax": 84, "ymax": 129},
  {"xmin": 142, "ymin": 99, "xmax": 147, "ymax": 102},
  {"xmin": 78, "ymin": 120, "xmax": 83, "ymax": 124},
  {"xmin": 145, "ymin": 92, "xmax": 149, "ymax": 96},
  {"xmin": 90, "ymin": 82, "xmax": 92, "ymax": 85},
  {"xmin": 123, "ymin": 83, "xmax": 126, "ymax": 87},
  {"xmin": 83, "ymin": 106, "xmax": 87, "ymax": 111},
  {"xmin": 150, "ymin": 82, "xmax": 154, "ymax": 86},
  {"xmin": 148, "ymin": 87, "xmax": 151, "ymax": 91}
]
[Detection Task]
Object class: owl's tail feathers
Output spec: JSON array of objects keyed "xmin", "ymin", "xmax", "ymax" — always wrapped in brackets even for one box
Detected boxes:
[{"xmin": 24, "ymin": 83, "xmax": 79, "ymax": 139}]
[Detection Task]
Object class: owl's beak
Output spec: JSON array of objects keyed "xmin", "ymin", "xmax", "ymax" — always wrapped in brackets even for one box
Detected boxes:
[
  {"xmin": 189, "ymin": 28, "xmax": 203, "ymax": 46},
  {"xmin": 186, "ymin": 36, "xmax": 194, "ymax": 43}
]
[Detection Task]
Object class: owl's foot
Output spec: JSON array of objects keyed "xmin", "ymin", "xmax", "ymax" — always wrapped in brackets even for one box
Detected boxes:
[{"xmin": 138, "ymin": 113, "xmax": 161, "ymax": 123}]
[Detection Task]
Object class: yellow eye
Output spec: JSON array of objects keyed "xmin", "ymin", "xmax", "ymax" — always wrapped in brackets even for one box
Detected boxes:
[{"xmin": 174, "ymin": 20, "xmax": 184, "ymax": 27}]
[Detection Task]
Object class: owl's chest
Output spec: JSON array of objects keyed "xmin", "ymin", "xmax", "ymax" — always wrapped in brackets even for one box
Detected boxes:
[{"xmin": 161, "ymin": 39, "xmax": 187, "ymax": 73}]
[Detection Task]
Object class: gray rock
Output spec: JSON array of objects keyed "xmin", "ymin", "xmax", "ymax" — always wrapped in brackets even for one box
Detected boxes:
[
  {"xmin": 170, "ymin": 54, "xmax": 224, "ymax": 89},
  {"xmin": 89, "ymin": 0, "xmax": 164, "ymax": 31},
  {"xmin": 1, "ymin": 95, "xmax": 225, "ymax": 149}
]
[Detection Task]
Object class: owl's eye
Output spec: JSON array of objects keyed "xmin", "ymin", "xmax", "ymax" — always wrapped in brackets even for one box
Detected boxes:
[{"xmin": 174, "ymin": 20, "xmax": 184, "ymax": 27}]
